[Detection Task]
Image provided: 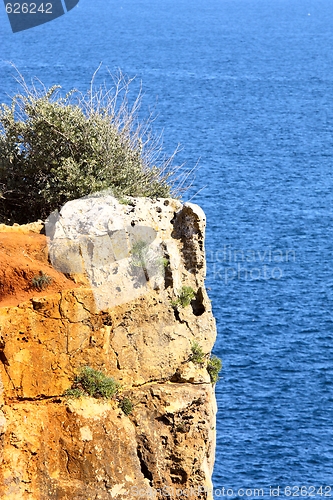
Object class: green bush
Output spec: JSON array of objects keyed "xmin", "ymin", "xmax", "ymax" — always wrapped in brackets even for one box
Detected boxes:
[
  {"xmin": 171, "ymin": 286, "xmax": 196, "ymax": 309},
  {"xmin": 207, "ymin": 355, "xmax": 222, "ymax": 384},
  {"xmin": 63, "ymin": 366, "xmax": 121, "ymax": 400},
  {"xmin": 31, "ymin": 270, "xmax": 52, "ymax": 291},
  {"xmin": 119, "ymin": 397, "xmax": 133, "ymax": 416},
  {"xmin": 0, "ymin": 71, "xmax": 180, "ymax": 224},
  {"xmin": 190, "ymin": 341, "xmax": 206, "ymax": 364},
  {"xmin": 63, "ymin": 387, "xmax": 84, "ymax": 399}
]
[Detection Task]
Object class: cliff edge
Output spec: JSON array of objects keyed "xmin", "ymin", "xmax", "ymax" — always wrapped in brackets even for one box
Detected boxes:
[{"xmin": 0, "ymin": 196, "xmax": 217, "ymax": 500}]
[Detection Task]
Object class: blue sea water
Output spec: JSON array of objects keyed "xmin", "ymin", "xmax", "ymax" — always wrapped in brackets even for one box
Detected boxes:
[{"xmin": 1, "ymin": 0, "xmax": 333, "ymax": 497}]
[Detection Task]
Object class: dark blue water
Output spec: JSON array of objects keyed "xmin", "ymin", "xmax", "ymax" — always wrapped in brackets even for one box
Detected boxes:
[{"xmin": 1, "ymin": 0, "xmax": 333, "ymax": 497}]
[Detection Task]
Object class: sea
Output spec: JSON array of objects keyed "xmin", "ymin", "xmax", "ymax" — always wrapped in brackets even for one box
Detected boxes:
[{"xmin": 1, "ymin": 0, "xmax": 333, "ymax": 497}]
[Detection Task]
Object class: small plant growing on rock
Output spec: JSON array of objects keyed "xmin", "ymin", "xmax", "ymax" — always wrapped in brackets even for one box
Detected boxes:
[
  {"xmin": 63, "ymin": 387, "xmax": 84, "ymax": 399},
  {"xmin": 118, "ymin": 197, "xmax": 130, "ymax": 205},
  {"xmin": 130, "ymin": 239, "xmax": 167, "ymax": 283},
  {"xmin": 63, "ymin": 366, "xmax": 121, "ymax": 399},
  {"xmin": 161, "ymin": 257, "xmax": 169, "ymax": 269},
  {"xmin": 171, "ymin": 286, "xmax": 195, "ymax": 309},
  {"xmin": 190, "ymin": 341, "xmax": 206, "ymax": 365},
  {"xmin": 207, "ymin": 355, "xmax": 222, "ymax": 384},
  {"xmin": 130, "ymin": 240, "xmax": 149, "ymax": 265},
  {"xmin": 31, "ymin": 270, "xmax": 53, "ymax": 291},
  {"xmin": 119, "ymin": 397, "xmax": 133, "ymax": 416}
]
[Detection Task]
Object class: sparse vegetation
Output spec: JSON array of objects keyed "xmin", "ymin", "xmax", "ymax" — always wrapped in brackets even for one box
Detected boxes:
[
  {"xmin": 0, "ymin": 68, "xmax": 188, "ymax": 225},
  {"xmin": 119, "ymin": 397, "xmax": 133, "ymax": 416},
  {"xmin": 130, "ymin": 240, "xmax": 150, "ymax": 268},
  {"xmin": 171, "ymin": 286, "xmax": 195, "ymax": 309},
  {"xmin": 63, "ymin": 387, "xmax": 84, "ymax": 399},
  {"xmin": 190, "ymin": 341, "xmax": 206, "ymax": 365},
  {"xmin": 118, "ymin": 197, "xmax": 130, "ymax": 205},
  {"xmin": 189, "ymin": 342, "xmax": 222, "ymax": 383},
  {"xmin": 161, "ymin": 257, "xmax": 169, "ymax": 269},
  {"xmin": 130, "ymin": 239, "xmax": 167, "ymax": 282},
  {"xmin": 207, "ymin": 355, "xmax": 222, "ymax": 384},
  {"xmin": 63, "ymin": 366, "xmax": 121, "ymax": 400},
  {"xmin": 31, "ymin": 270, "xmax": 52, "ymax": 291}
]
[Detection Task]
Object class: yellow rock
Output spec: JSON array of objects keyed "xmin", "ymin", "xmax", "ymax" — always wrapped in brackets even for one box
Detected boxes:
[{"xmin": 0, "ymin": 198, "xmax": 217, "ymax": 499}]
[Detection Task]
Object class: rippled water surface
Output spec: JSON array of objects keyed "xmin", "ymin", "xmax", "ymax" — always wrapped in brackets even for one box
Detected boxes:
[{"xmin": 1, "ymin": 0, "xmax": 333, "ymax": 496}]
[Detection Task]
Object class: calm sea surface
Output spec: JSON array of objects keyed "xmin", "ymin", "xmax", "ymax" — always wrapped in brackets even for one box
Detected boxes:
[{"xmin": 1, "ymin": 0, "xmax": 333, "ymax": 497}]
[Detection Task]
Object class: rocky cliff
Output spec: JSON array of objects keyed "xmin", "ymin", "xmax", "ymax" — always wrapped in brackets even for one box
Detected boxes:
[{"xmin": 0, "ymin": 196, "xmax": 218, "ymax": 500}]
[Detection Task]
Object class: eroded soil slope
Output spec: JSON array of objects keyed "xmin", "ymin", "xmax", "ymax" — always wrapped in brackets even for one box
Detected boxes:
[{"xmin": 0, "ymin": 227, "xmax": 78, "ymax": 307}]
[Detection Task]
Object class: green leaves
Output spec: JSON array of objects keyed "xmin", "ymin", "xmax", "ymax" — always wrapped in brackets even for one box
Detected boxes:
[
  {"xmin": 171, "ymin": 286, "xmax": 196, "ymax": 309},
  {"xmin": 189, "ymin": 342, "xmax": 223, "ymax": 384},
  {"xmin": 0, "ymin": 75, "xmax": 175, "ymax": 224},
  {"xmin": 31, "ymin": 270, "xmax": 53, "ymax": 291},
  {"xmin": 207, "ymin": 355, "xmax": 222, "ymax": 384},
  {"xmin": 64, "ymin": 366, "xmax": 121, "ymax": 400},
  {"xmin": 190, "ymin": 341, "xmax": 206, "ymax": 364},
  {"xmin": 119, "ymin": 397, "xmax": 133, "ymax": 415}
]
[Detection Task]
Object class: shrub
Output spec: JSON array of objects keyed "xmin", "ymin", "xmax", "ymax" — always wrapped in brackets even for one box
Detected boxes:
[
  {"xmin": 171, "ymin": 286, "xmax": 195, "ymax": 309},
  {"xmin": 119, "ymin": 397, "xmax": 133, "ymax": 416},
  {"xmin": 31, "ymin": 270, "xmax": 52, "ymax": 291},
  {"xmin": 63, "ymin": 366, "xmax": 121, "ymax": 399},
  {"xmin": 190, "ymin": 341, "xmax": 206, "ymax": 364},
  {"xmin": 63, "ymin": 387, "xmax": 84, "ymax": 399},
  {"xmin": 207, "ymin": 355, "xmax": 222, "ymax": 384},
  {"xmin": 0, "ymin": 69, "xmax": 183, "ymax": 224}
]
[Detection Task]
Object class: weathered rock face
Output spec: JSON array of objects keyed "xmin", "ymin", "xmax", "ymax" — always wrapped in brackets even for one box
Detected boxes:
[{"xmin": 0, "ymin": 197, "xmax": 217, "ymax": 500}]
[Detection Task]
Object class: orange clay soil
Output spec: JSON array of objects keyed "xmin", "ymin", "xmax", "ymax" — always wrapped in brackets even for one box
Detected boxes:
[{"xmin": 0, "ymin": 231, "xmax": 80, "ymax": 308}]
